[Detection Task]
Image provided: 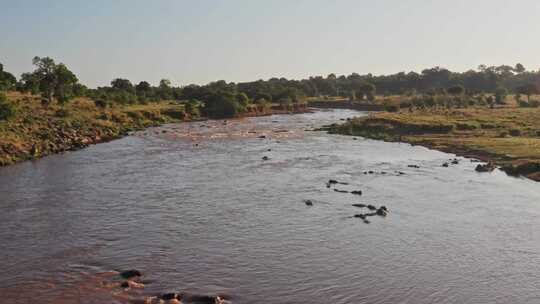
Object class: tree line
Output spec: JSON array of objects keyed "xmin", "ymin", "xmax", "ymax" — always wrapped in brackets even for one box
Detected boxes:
[{"xmin": 2, "ymin": 57, "xmax": 540, "ymax": 119}]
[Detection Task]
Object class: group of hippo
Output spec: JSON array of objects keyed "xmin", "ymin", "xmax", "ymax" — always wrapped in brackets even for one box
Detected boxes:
[
  {"xmin": 108, "ymin": 270, "xmax": 227, "ymax": 304},
  {"xmin": 304, "ymin": 179, "xmax": 389, "ymax": 224}
]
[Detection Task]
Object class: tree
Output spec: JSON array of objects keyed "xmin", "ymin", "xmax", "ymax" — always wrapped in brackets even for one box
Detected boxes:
[
  {"xmin": 0, "ymin": 92, "xmax": 16, "ymax": 120},
  {"xmin": 0, "ymin": 63, "xmax": 17, "ymax": 91},
  {"xmin": 358, "ymin": 82, "xmax": 376, "ymax": 101},
  {"xmin": 494, "ymin": 87, "xmax": 508, "ymax": 105},
  {"xmin": 54, "ymin": 63, "xmax": 78, "ymax": 105},
  {"xmin": 236, "ymin": 92, "xmax": 250, "ymax": 108},
  {"xmin": 158, "ymin": 79, "xmax": 173, "ymax": 100},
  {"xmin": 203, "ymin": 91, "xmax": 243, "ymax": 118},
  {"xmin": 136, "ymin": 81, "xmax": 151, "ymax": 92},
  {"xmin": 17, "ymin": 72, "xmax": 40, "ymax": 94},
  {"xmin": 516, "ymin": 84, "xmax": 539, "ymax": 102},
  {"xmin": 111, "ymin": 78, "xmax": 134, "ymax": 91},
  {"xmin": 32, "ymin": 56, "xmax": 57, "ymax": 103},
  {"xmin": 447, "ymin": 85, "xmax": 465, "ymax": 96},
  {"xmin": 27, "ymin": 57, "xmax": 80, "ymax": 105},
  {"xmin": 515, "ymin": 63, "xmax": 526, "ymax": 74},
  {"xmin": 349, "ymin": 90, "xmax": 356, "ymax": 101}
]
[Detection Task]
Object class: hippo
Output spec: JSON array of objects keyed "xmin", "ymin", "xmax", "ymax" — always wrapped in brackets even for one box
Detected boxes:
[
  {"xmin": 304, "ymin": 200, "xmax": 313, "ymax": 206},
  {"xmin": 442, "ymin": 162, "xmax": 449, "ymax": 167},
  {"xmin": 262, "ymin": 156, "xmax": 269, "ymax": 161},
  {"xmin": 334, "ymin": 189, "xmax": 348, "ymax": 193},
  {"xmin": 352, "ymin": 203, "xmax": 366, "ymax": 208},
  {"xmin": 367, "ymin": 205, "xmax": 376, "ymax": 211},
  {"xmin": 351, "ymin": 190, "xmax": 362, "ymax": 196},
  {"xmin": 376, "ymin": 208, "xmax": 388, "ymax": 217},
  {"xmin": 119, "ymin": 270, "xmax": 142, "ymax": 279},
  {"xmin": 354, "ymin": 214, "xmax": 366, "ymax": 219}
]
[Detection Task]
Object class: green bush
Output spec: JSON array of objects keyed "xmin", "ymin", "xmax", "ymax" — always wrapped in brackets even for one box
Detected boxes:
[
  {"xmin": 509, "ymin": 129, "xmax": 521, "ymax": 136},
  {"xmin": 384, "ymin": 104, "xmax": 399, "ymax": 112},
  {"xmin": 94, "ymin": 99, "xmax": 109, "ymax": 108},
  {"xmin": 0, "ymin": 93, "xmax": 16, "ymax": 120},
  {"xmin": 519, "ymin": 100, "xmax": 530, "ymax": 107}
]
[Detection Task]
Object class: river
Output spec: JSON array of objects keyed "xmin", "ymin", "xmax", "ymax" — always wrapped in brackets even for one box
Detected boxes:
[{"xmin": 1, "ymin": 109, "xmax": 539, "ymax": 304}]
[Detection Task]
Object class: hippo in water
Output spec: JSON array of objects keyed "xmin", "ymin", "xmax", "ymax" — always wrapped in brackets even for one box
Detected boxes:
[{"xmin": 119, "ymin": 270, "xmax": 142, "ymax": 279}]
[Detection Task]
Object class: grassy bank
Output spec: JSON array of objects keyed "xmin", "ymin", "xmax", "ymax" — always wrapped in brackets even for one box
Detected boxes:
[
  {"xmin": 328, "ymin": 107, "xmax": 540, "ymax": 181},
  {"xmin": 0, "ymin": 92, "xmax": 310, "ymax": 166},
  {"xmin": 0, "ymin": 92, "xmax": 190, "ymax": 166}
]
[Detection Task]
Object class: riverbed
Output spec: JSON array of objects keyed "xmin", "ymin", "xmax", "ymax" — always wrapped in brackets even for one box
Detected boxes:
[{"xmin": 1, "ymin": 109, "xmax": 539, "ymax": 304}]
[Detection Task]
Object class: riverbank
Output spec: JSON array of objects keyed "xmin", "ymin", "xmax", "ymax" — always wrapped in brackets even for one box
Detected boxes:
[
  {"xmin": 0, "ymin": 93, "xmax": 309, "ymax": 166},
  {"xmin": 327, "ymin": 107, "xmax": 540, "ymax": 181}
]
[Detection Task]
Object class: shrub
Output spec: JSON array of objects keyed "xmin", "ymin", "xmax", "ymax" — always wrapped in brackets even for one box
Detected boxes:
[
  {"xmin": 0, "ymin": 93, "xmax": 16, "ymax": 120},
  {"xmin": 455, "ymin": 123, "xmax": 477, "ymax": 130},
  {"xmin": 509, "ymin": 129, "xmax": 521, "ymax": 136},
  {"xmin": 55, "ymin": 109, "xmax": 69, "ymax": 117},
  {"xmin": 399, "ymin": 101, "xmax": 412, "ymax": 109},
  {"xmin": 94, "ymin": 99, "xmax": 109, "ymax": 108},
  {"xmin": 519, "ymin": 100, "xmax": 530, "ymax": 107},
  {"xmin": 384, "ymin": 104, "xmax": 399, "ymax": 112},
  {"xmin": 529, "ymin": 100, "xmax": 540, "ymax": 108}
]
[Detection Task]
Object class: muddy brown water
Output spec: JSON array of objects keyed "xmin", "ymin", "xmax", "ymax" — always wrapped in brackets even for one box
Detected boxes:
[{"xmin": 1, "ymin": 109, "xmax": 540, "ymax": 304}]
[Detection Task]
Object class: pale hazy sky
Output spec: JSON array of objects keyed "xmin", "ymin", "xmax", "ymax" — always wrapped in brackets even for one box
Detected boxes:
[{"xmin": 1, "ymin": 0, "xmax": 539, "ymax": 88}]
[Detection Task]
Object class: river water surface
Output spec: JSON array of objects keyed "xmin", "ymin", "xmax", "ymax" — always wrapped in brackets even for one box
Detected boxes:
[{"xmin": 1, "ymin": 109, "xmax": 540, "ymax": 304}]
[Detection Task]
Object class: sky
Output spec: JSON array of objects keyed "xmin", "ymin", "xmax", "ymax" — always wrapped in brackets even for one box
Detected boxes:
[{"xmin": 1, "ymin": 0, "xmax": 540, "ymax": 88}]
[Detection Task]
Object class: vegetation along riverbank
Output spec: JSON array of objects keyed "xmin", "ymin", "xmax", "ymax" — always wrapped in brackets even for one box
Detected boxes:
[
  {"xmin": 328, "ymin": 107, "xmax": 540, "ymax": 181},
  {"xmin": 2, "ymin": 57, "xmax": 540, "ymax": 171}
]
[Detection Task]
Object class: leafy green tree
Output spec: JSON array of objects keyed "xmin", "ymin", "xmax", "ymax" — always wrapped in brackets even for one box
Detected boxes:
[
  {"xmin": 0, "ymin": 92, "xmax": 16, "ymax": 120},
  {"xmin": 54, "ymin": 63, "xmax": 78, "ymax": 105},
  {"xmin": 516, "ymin": 83, "xmax": 539, "ymax": 102},
  {"xmin": 203, "ymin": 91, "xmax": 242, "ymax": 118},
  {"xmin": 0, "ymin": 63, "xmax": 17, "ymax": 91},
  {"xmin": 111, "ymin": 78, "xmax": 134, "ymax": 91},
  {"xmin": 32, "ymin": 56, "xmax": 57, "ymax": 103},
  {"xmin": 158, "ymin": 79, "xmax": 173, "ymax": 100},
  {"xmin": 236, "ymin": 92, "xmax": 250, "ymax": 108},
  {"xmin": 494, "ymin": 87, "xmax": 508, "ymax": 105},
  {"xmin": 349, "ymin": 90, "xmax": 356, "ymax": 101},
  {"xmin": 514, "ymin": 63, "xmax": 526, "ymax": 74},
  {"xmin": 447, "ymin": 85, "xmax": 465, "ymax": 96},
  {"xmin": 25, "ymin": 57, "xmax": 80, "ymax": 105},
  {"xmin": 17, "ymin": 72, "xmax": 40, "ymax": 94},
  {"xmin": 184, "ymin": 99, "xmax": 202, "ymax": 117},
  {"xmin": 359, "ymin": 83, "xmax": 376, "ymax": 100}
]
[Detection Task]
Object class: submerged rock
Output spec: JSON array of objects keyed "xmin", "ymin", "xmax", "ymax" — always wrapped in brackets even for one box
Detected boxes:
[
  {"xmin": 408, "ymin": 165, "xmax": 420, "ymax": 168},
  {"xmin": 334, "ymin": 189, "xmax": 348, "ymax": 193},
  {"xmin": 352, "ymin": 203, "xmax": 366, "ymax": 208},
  {"xmin": 367, "ymin": 205, "xmax": 376, "ymax": 211}
]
